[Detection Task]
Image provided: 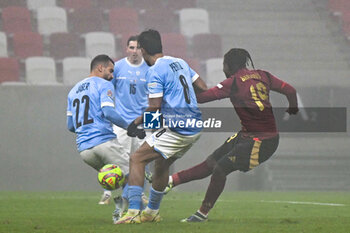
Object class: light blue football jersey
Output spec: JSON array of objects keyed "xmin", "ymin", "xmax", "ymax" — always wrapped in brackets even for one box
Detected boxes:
[
  {"xmin": 67, "ymin": 76, "xmax": 116, "ymax": 152},
  {"xmin": 147, "ymin": 56, "xmax": 202, "ymax": 135},
  {"xmin": 112, "ymin": 58, "xmax": 149, "ymax": 125}
]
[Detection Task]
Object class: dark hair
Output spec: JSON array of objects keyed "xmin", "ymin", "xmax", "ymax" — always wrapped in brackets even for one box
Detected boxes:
[
  {"xmin": 138, "ymin": 29, "xmax": 162, "ymax": 55},
  {"xmin": 224, "ymin": 48, "xmax": 254, "ymax": 74},
  {"xmin": 90, "ymin": 54, "xmax": 114, "ymax": 72},
  {"xmin": 127, "ymin": 35, "xmax": 139, "ymax": 46}
]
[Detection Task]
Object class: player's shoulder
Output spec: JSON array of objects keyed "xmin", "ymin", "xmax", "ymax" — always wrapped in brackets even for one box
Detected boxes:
[
  {"xmin": 149, "ymin": 57, "xmax": 169, "ymax": 73},
  {"xmin": 162, "ymin": 55, "xmax": 187, "ymax": 65},
  {"xmin": 255, "ymin": 69, "xmax": 272, "ymax": 76},
  {"xmin": 115, "ymin": 57, "xmax": 126, "ymax": 64},
  {"xmin": 156, "ymin": 56, "xmax": 181, "ymax": 65},
  {"xmin": 155, "ymin": 56, "xmax": 189, "ymax": 71},
  {"xmin": 68, "ymin": 77, "xmax": 90, "ymax": 94},
  {"xmin": 83, "ymin": 76, "xmax": 113, "ymax": 91},
  {"xmin": 97, "ymin": 77, "xmax": 114, "ymax": 87},
  {"xmin": 114, "ymin": 57, "xmax": 127, "ymax": 68},
  {"xmin": 140, "ymin": 59, "xmax": 150, "ymax": 69},
  {"xmin": 255, "ymin": 69, "xmax": 276, "ymax": 81}
]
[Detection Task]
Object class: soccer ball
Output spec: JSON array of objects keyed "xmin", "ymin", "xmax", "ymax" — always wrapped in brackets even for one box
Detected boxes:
[{"xmin": 98, "ymin": 164, "xmax": 125, "ymax": 190}]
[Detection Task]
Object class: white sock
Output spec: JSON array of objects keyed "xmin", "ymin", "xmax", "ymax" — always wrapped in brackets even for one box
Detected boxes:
[
  {"xmin": 197, "ymin": 210, "xmax": 208, "ymax": 218},
  {"xmin": 104, "ymin": 190, "xmax": 112, "ymax": 195}
]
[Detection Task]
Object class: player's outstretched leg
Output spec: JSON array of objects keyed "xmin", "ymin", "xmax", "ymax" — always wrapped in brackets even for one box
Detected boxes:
[
  {"xmin": 164, "ymin": 160, "xmax": 214, "ymax": 195},
  {"xmin": 181, "ymin": 164, "xmax": 229, "ymax": 222}
]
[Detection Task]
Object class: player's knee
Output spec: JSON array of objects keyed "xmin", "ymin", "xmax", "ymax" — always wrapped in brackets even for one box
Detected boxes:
[
  {"xmin": 205, "ymin": 157, "xmax": 217, "ymax": 170},
  {"xmin": 129, "ymin": 152, "xmax": 143, "ymax": 164},
  {"xmin": 80, "ymin": 154, "xmax": 100, "ymax": 171},
  {"xmin": 212, "ymin": 165, "xmax": 228, "ymax": 179}
]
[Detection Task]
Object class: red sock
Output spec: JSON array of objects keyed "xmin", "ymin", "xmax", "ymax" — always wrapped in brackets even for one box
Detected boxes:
[
  {"xmin": 172, "ymin": 161, "xmax": 212, "ymax": 186},
  {"xmin": 199, "ymin": 170, "xmax": 227, "ymax": 215}
]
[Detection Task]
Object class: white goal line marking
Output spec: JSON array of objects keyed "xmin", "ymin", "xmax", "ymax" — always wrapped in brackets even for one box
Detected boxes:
[{"xmin": 260, "ymin": 200, "xmax": 346, "ymax": 206}]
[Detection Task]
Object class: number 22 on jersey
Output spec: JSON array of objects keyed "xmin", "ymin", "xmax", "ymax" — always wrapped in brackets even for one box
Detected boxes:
[{"xmin": 73, "ymin": 95, "xmax": 94, "ymax": 128}]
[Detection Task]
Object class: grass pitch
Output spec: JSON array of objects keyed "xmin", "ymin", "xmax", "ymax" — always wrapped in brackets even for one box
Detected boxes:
[{"xmin": 0, "ymin": 191, "xmax": 349, "ymax": 233}]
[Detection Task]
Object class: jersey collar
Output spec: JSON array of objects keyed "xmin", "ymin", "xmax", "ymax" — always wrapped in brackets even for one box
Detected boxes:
[{"xmin": 125, "ymin": 57, "xmax": 145, "ymax": 68}]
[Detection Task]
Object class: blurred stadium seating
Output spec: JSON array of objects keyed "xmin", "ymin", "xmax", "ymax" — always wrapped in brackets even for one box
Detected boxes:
[
  {"xmin": 61, "ymin": 0, "xmax": 93, "ymax": 10},
  {"xmin": 68, "ymin": 8, "xmax": 105, "ymax": 34},
  {"xmin": 48, "ymin": 32, "xmax": 81, "ymax": 59},
  {"xmin": 0, "ymin": 57, "xmax": 20, "ymax": 83},
  {"xmin": 26, "ymin": 0, "xmax": 56, "ymax": 10},
  {"xmin": 36, "ymin": 6, "xmax": 68, "ymax": 35},
  {"xmin": 2, "ymin": 6, "xmax": 33, "ymax": 34},
  {"xmin": 62, "ymin": 57, "xmax": 91, "ymax": 85},
  {"xmin": 25, "ymin": 56, "xmax": 59, "ymax": 85},
  {"xmin": 12, "ymin": 32, "xmax": 43, "ymax": 59},
  {"xmin": 108, "ymin": 7, "xmax": 139, "ymax": 36},
  {"xmin": 0, "ymin": 32, "xmax": 8, "ymax": 57}
]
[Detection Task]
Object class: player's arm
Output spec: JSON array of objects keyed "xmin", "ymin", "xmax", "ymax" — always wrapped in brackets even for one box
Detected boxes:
[
  {"xmin": 111, "ymin": 62, "xmax": 118, "ymax": 88},
  {"xmin": 134, "ymin": 70, "xmax": 163, "ymax": 125},
  {"xmin": 99, "ymin": 81, "xmax": 129, "ymax": 128},
  {"xmin": 190, "ymin": 68, "xmax": 208, "ymax": 94},
  {"xmin": 267, "ymin": 72, "xmax": 299, "ymax": 115},
  {"xmin": 127, "ymin": 97, "xmax": 161, "ymax": 139},
  {"xmin": 66, "ymin": 115, "xmax": 75, "ymax": 133},
  {"xmin": 66, "ymin": 98, "xmax": 75, "ymax": 133},
  {"xmin": 133, "ymin": 97, "xmax": 162, "ymax": 126},
  {"xmin": 196, "ymin": 77, "xmax": 234, "ymax": 103},
  {"xmin": 102, "ymin": 106, "xmax": 128, "ymax": 129},
  {"xmin": 193, "ymin": 76, "xmax": 208, "ymax": 94},
  {"xmin": 127, "ymin": 71, "xmax": 162, "ymax": 138}
]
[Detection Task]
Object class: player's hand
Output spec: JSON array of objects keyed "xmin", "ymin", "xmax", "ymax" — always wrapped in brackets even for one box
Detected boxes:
[
  {"xmin": 127, "ymin": 120, "xmax": 146, "ymax": 139},
  {"xmin": 136, "ymin": 128, "xmax": 146, "ymax": 139},
  {"xmin": 286, "ymin": 107, "xmax": 299, "ymax": 115},
  {"xmin": 127, "ymin": 120, "xmax": 138, "ymax": 137}
]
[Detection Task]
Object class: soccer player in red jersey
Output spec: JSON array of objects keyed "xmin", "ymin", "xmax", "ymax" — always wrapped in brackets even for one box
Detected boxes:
[{"xmin": 167, "ymin": 48, "xmax": 299, "ymax": 222}]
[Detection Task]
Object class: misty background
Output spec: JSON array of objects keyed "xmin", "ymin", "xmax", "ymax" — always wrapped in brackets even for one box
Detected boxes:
[{"xmin": 0, "ymin": 0, "xmax": 349, "ymax": 192}]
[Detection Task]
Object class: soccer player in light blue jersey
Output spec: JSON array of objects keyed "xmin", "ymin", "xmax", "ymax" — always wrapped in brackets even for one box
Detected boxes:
[
  {"xmin": 112, "ymin": 35, "xmax": 149, "ymax": 154},
  {"xmin": 66, "ymin": 55, "xmax": 139, "ymax": 210},
  {"xmin": 115, "ymin": 29, "xmax": 208, "ymax": 224},
  {"xmin": 109, "ymin": 36, "xmax": 150, "ymax": 221}
]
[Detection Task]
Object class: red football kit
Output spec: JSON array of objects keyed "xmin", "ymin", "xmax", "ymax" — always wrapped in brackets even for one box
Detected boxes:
[{"xmin": 197, "ymin": 68, "xmax": 297, "ymax": 139}]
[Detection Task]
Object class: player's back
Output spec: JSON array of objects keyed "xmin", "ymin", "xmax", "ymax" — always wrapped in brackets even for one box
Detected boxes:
[
  {"xmin": 67, "ymin": 76, "xmax": 116, "ymax": 151},
  {"xmin": 147, "ymin": 56, "xmax": 201, "ymax": 135},
  {"xmin": 230, "ymin": 68, "xmax": 277, "ymax": 138}
]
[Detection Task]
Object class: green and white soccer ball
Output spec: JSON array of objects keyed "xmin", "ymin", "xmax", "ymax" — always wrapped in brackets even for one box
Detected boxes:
[{"xmin": 98, "ymin": 164, "xmax": 125, "ymax": 190}]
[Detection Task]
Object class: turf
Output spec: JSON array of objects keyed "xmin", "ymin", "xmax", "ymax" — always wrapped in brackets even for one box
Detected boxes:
[{"xmin": 1, "ymin": 191, "xmax": 349, "ymax": 233}]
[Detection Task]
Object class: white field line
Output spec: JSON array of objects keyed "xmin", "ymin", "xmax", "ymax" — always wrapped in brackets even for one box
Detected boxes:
[
  {"xmin": 177, "ymin": 199, "xmax": 346, "ymax": 207},
  {"xmin": 164, "ymin": 199, "xmax": 346, "ymax": 207},
  {"xmin": 260, "ymin": 200, "xmax": 346, "ymax": 207},
  {"xmin": 0, "ymin": 196, "xmax": 346, "ymax": 207}
]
